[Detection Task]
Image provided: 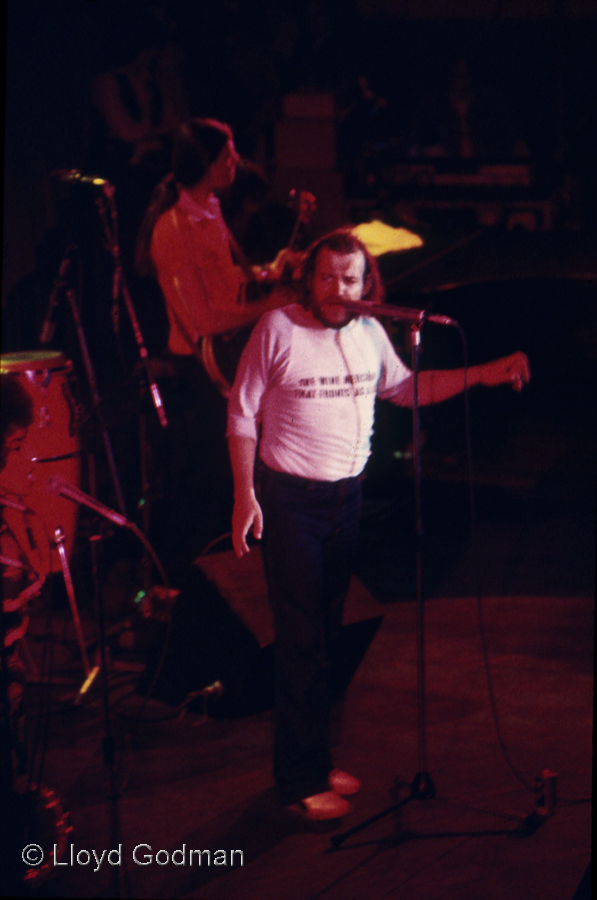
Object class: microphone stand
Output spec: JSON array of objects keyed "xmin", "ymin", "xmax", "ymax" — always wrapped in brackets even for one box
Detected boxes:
[
  {"xmin": 63, "ymin": 285, "xmax": 127, "ymax": 517},
  {"xmin": 94, "ymin": 182, "xmax": 168, "ymax": 431},
  {"xmin": 44, "ymin": 172, "xmax": 168, "ymax": 559},
  {"xmin": 42, "ymin": 179, "xmax": 129, "ymax": 516},
  {"xmin": 93, "ymin": 180, "xmax": 167, "ymax": 606},
  {"xmin": 409, "ymin": 322, "xmax": 435, "ymax": 802},
  {"xmin": 329, "ymin": 309, "xmax": 543, "ymax": 854},
  {"xmin": 39, "ymin": 247, "xmax": 74, "ymax": 345},
  {"xmin": 329, "ymin": 306, "xmax": 439, "ymax": 850}
]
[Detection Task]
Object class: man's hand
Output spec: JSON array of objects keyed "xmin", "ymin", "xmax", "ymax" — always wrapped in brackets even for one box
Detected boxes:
[
  {"xmin": 254, "ymin": 248, "xmax": 304, "ymax": 285},
  {"xmin": 228, "ymin": 436, "xmax": 261, "ymax": 557},
  {"xmin": 478, "ymin": 351, "xmax": 531, "ymax": 392},
  {"xmin": 412, "ymin": 351, "xmax": 532, "ymax": 407},
  {"xmin": 232, "ymin": 492, "xmax": 263, "ymax": 558}
]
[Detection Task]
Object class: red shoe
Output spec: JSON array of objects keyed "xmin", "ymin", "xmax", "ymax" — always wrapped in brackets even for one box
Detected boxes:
[
  {"xmin": 328, "ymin": 769, "xmax": 361, "ymax": 796},
  {"xmin": 286, "ymin": 790, "xmax": 352, "ymax": 821}
]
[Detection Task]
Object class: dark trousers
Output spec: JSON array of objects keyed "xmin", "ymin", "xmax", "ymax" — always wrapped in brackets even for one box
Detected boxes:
[
  {"xmin": 149, "ymin": 355, "xmax": 233, "ymax": 579},
  {"xmin": 260, "ymin": 465, "xmax": 362, "ymax": 806}
]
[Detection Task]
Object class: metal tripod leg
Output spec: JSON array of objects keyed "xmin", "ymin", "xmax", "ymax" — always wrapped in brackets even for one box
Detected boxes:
[{"xmin": 54, "ymin": 527, "xmax": 100, "ymax": 697}]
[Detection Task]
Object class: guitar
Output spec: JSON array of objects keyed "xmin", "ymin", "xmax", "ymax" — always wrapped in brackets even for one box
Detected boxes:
[{"xmin": 199, "ymin": 190, "xmax": 316, "ymax": 397}]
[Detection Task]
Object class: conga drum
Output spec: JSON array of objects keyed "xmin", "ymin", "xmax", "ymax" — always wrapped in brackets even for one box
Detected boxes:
[{"xmin": 0, "ymin": 351, "xmax": 82, "ymax": 574}]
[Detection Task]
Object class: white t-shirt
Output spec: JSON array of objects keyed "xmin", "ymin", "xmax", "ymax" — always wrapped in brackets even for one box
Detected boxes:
[{"xmin": 227, "ymin": 304, "xmax": 412, "ymax": 481}]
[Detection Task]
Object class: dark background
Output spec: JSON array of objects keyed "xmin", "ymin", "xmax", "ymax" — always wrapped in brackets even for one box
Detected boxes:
[
  {"xmin": 2, "ymin": 10, "xmax": 594, "ymax": 897},
  {"xmin": 4, "ymin": 0, "xmax": 597, "ymax": 308},
  {"xmin": 3, "ymin": 0, "xmax": 596, "ymax": 587}
]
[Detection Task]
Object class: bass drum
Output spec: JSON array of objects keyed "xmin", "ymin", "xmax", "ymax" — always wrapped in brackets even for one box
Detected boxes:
[{"xmin": 0, "ymin": 351, "xmax": 82, "ymax": 574}]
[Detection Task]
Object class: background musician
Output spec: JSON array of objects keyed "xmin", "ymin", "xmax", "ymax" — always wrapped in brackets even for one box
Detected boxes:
[
  {"xmin": 134, "ymin": 118, "xmax": 303, "ymax": 577},
  {"xmin": 136, "ymin": 117, "xmax": 299, "ymax": 355}
]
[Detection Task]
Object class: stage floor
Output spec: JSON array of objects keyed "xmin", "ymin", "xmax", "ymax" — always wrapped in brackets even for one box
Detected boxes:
[{"xmin": 16, "ymin": 408, "xmax": 593, "ymax": 900}]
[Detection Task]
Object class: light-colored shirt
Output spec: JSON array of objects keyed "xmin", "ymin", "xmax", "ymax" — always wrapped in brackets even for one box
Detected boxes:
[
  {"xmin": 227, "ymin": 304, "xmax": 412, "ymax": 481},
  {"xmin": 150, "ymin": 190, "xmax": 245, "ymax": 353}
]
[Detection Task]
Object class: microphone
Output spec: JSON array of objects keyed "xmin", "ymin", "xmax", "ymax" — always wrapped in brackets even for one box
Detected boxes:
[
  {"xmin": 46, "ymin": 476, "xmax": 130, "ymax": 529},
  {"xmin": 51, "ymin": 169, "xmax": 110, "ymax": 187},
  {"xmin": 329, "ymin": 299, "xmax": 457, "ymax": 327}
]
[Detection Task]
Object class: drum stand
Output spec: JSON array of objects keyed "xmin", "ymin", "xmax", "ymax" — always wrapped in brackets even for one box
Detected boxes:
[
  {"xmin": 52, "ymin": 269, "xmax": 129, "ymax": 518},
  {"xmin": 54, "ymin": 527, "xmax": 100, "ymax": 699},
  {"xmin": 87, "ymin": 520, "xmax": 128, "ymax": 900}
]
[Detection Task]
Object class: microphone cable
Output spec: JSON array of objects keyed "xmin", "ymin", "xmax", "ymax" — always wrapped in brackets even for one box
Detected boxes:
[
  {"xmin": 458, "ymin": 328, "xmax": 590, "ymax": 809},
  {"xmin": 455, "ymin": 320, "xmax": 536, "ymax": 795}
]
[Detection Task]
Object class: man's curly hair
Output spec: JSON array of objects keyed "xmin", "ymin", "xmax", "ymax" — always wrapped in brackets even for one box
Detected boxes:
[{"xmin": 296, "ymin": 229, "xmax": 384, "ymax": 308}]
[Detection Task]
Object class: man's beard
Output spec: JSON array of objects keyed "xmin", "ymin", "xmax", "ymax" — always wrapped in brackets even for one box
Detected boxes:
[{"xmin": 309, "ymin": 301, "xmax": 357, "ymax": 330}]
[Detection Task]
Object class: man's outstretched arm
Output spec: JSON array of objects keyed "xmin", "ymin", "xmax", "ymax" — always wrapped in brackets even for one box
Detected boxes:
[{"xmin": 403, "ymin": 351, "xmax": 531, "ymax": 407}]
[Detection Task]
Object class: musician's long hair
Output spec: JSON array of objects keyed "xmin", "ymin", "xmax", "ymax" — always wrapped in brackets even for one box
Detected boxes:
[
  {"xmin": 135, "ymin": 118, "xmax": 232, "ymax": 277},
  {"xmin": 297, "ymin": 229, "xmax": 385, "ymax": 308}
]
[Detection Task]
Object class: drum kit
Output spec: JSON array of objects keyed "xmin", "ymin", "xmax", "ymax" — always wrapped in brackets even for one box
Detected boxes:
[
  {"xmin": 0, "ymin": 350, "xmax": 82, "ymax": 573},
  {"xmin": 0, "ymin": 175, "xmax": 172, "ymax": 887},
  {"xmin": 1, "ymin": 177, "xmax": 170, "ymax": 653}
]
